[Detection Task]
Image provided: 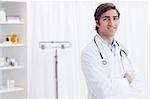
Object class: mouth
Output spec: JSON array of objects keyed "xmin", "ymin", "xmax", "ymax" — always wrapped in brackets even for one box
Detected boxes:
[{"xmin": 107, "ymin": 27, "xmax": 117, "ymax": 31}]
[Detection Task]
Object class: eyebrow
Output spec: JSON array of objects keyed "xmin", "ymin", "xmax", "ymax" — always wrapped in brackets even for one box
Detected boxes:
[{"xmin": 101, "ymin": 16, "xmax": 118, "ymax": 18}]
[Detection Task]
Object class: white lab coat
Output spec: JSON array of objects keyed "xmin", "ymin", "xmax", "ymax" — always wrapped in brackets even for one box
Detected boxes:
[{"xmin": 81, "ymin": 35, "xmax": 141, "ymax": 99}]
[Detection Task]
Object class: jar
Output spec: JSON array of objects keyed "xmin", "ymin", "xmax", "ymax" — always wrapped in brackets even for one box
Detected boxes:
[
  {"xmin": 0, "ymin": 8, "xmax": 6, "ymax": 21},
  {"xmin": 11, "ymin": 34, "xmax": 18, "ymax": 44},
  {"xmin": 5, "ymin": 35, "xmax": 11, "ymax": 42}
]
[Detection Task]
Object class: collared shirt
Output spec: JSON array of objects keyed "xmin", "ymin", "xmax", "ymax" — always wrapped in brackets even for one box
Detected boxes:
[{"xmin": 97, "ymin": 34, "xmax": 116, "ymax": 56}]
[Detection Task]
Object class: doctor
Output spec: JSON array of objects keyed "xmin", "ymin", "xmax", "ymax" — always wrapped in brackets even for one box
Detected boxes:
[{"xmin": 81, "ymin": 3, "xmax": 141, "ymax": 99}]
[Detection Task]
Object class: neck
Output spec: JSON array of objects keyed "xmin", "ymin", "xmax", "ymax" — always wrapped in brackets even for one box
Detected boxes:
[
  {"xmin": 106, "ymin": 38, "xmax": 114, "ymax": 45},
  {"xmin": 98, "ymin": 34, "xmax": 114, "ymax": 45}
]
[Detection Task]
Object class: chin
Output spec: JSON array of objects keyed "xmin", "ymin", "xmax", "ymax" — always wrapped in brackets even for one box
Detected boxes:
[{"xmin": 108, "ymin": 32, "xmax": 116, "ymax": 36}]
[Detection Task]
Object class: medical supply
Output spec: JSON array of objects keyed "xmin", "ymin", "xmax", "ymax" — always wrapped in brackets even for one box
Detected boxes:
[
  {"xmin": 3, "ymin": 34, "xmax": 19, "ymax": 44},
  {"xmin": 94, "ymin": 35, "xmax": 128, "ymax": 72},
  {"xmin": 0, "ymin": 58, "xmax": 6, "ymax": 67},
  {"xmin": 7, "ymin": 16, "xmax": 21, "ymax": 22},
  {"xmin": 11, "ymin": 34, "xmax": 18, "ymax": 44},
  {"xmin": 6, "ymin": 57, "xmax": 17, "ymax": 66},
  {"xmin": 5, "ymin": 35, "xmax": 12, "ymax": 44},
  {"xmin": 0, "ymin": 8, "xmax": 6, "ymax": 21},
  {"xmin": 7, "ymin": 80, "xmax": 15, "ymax": 88}
]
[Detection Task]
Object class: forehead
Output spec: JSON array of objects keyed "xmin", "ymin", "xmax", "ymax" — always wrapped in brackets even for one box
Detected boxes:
[{"xmin": 101, "ymin": 9, "xmax": 118, "ymax": 17}]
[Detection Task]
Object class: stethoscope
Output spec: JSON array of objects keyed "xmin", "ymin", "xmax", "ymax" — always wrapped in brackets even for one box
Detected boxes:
[{"xmin": 94, "ymin": 36, "xmax": 128, "ymax": 66}]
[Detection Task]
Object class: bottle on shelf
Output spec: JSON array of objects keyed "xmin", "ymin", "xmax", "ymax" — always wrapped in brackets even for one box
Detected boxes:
[
  {"xmin": 0, "ymin": 8, "xmax": 6, "ymax": 21},
  {"xmin": 11, "ymin": 34, "xmax": 19, "ymax": 44}
]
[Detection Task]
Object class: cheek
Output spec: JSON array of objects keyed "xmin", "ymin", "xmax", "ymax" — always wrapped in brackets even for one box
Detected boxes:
[
  {"xmin": 99, "ymin": 21, "xmax": 108, "ymax": 26},
  {"xmin": 99, "ymin": 23, "xmax": 107, "ymax": 29},
  {"xmin": 115, "ymin": 21, "xmax": 120, "ymax": 26}
]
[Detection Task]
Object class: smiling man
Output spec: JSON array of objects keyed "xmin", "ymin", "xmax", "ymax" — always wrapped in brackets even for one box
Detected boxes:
[
  {"xmin": 95, "ymin": 3, "xmax": 119, "ymax": 45},
  {"xmin": 81, "ymin": 3, "xmax": 141, "ymax": 99}
]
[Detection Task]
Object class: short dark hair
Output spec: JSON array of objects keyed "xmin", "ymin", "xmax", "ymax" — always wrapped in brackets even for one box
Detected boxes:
[{"xmin": 94, "ymin": 3, "xmax": 120, "ymax": 33}]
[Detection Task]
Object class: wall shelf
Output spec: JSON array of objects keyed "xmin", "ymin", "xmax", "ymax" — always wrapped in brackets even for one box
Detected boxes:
[
  {"xmin": 0, "ymin": 87, "xmax": 24, "ymax": 93},
  {"xmin": 0, "ymin": 21, "xmax": 24, "ymax": 25},
  {"xmin": 0, "ymin": 44, "xmax": 24, "ymax": 47},
  {"xmin": 0, "ymin": 66, "xmax": 24, "ymax": 70},
  {"xmin": 0, "ymin": 1, "xmax": 27, "ymax": 99}
]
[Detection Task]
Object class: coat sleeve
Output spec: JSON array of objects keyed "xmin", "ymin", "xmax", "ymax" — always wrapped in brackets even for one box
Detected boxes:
[
  {"xmin": 81, "ymin": 49, "xmax": 130, "ymax": 98},
  {"xmin": 119, "ymin": 43, "xmax": 142, "ymax": 96},
  {"xmin": 123, "ymin": 49, "xmax": 142, "ymax": 96}
]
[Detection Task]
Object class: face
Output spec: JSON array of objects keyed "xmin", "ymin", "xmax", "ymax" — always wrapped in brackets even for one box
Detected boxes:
[{"xmin": 96, "ymin": 9, "xmax": 119, "ymax": 39}]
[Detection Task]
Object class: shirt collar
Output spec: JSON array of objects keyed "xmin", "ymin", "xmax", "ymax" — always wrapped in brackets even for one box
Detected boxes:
[{"xmin": 95, "ymin": 34, "xmax": 116, "ymax": 48}]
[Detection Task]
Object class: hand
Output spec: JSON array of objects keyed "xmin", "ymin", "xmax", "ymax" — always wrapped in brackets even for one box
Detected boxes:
[{"xmin": 124, "ymin": 73, "xmax": 133, "ymax": 84}]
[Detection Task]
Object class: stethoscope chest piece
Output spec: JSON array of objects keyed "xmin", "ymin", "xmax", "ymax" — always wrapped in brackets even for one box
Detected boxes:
[{"xmin": 101, "ymin": 60, "xmax": 107, "ymax": 65}]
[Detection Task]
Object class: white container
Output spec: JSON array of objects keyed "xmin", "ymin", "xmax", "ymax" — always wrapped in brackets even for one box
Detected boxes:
[
  {"xmin": 0, "ymin": 58, "xmax": 6, "ymax": 66},
  {"xmin": 0, "ymin": 8, "xmax": 6, "ymax": 21},
  {"xmin": 7, "ymin": 80, "xmax": 15, "ymax": 88}
]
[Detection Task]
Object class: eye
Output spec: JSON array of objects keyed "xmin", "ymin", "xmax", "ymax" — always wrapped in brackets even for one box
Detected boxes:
[
  {"xmin": 102, "ymin": 17, "xmax": 109, "ymax": 21},
  {"xmin": 113, "ymin": 16, "xmax": 119, "ymax": 20}
]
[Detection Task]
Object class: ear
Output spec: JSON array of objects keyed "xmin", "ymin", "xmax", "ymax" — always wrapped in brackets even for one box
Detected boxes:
[{"xmin": 95, "ymin": 20, "xmax": 100, "ymax": 27}]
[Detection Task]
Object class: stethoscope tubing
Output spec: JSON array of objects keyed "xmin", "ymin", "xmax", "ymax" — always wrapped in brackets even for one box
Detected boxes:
[{"xmin": 94, "ymin": 36, "xmax": 128, "ymax": 72}]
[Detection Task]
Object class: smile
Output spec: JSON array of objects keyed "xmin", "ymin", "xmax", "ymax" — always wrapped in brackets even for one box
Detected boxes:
[{"xmin": 107, "ymin": 27, "xmax": 117, "ymax": 31}]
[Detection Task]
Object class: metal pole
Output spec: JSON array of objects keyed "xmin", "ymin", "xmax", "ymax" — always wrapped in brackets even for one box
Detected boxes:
[
  {"xmin": 39, "ymin": 41, "xmax": 71, "ymax": 99},
  {"xmin": 55, "ymin": 49, "xmax": 58, "ymax": 99}
]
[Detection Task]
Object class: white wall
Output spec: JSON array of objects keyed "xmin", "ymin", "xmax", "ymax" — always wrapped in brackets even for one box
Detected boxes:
[{"xmin": 27, "ymin": 1, "xmax": 149, "ymax": 99}]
